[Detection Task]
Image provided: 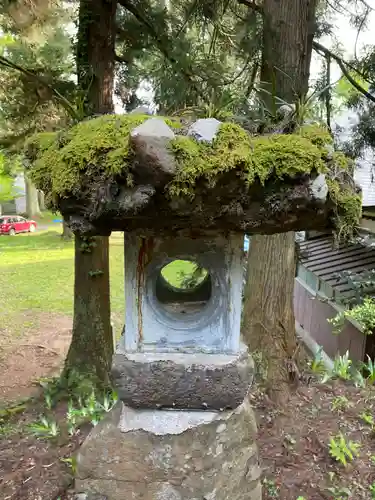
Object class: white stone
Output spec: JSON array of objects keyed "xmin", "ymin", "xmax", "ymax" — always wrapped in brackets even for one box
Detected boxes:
[
  {"xmin": 131, "ymin": 118, "xmax": 175, "ymax": 139},
  {"xmin": 119, "ymin": 404, "xmax": 220, "ymax": 436},
  {"xmin": 188, "ymin": 118, "xmax": 221, "ymax": 143},
  {"xmin": 309, "ymin": 173, "xmax": 328, "ymax": 201}
]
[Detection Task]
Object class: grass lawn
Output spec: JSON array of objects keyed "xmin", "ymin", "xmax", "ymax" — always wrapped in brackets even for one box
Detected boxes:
[
  {"xmin": 0, "ymin": 228, "xmax": 201, "ymax": 339},
  {"xmin": 0, "ymin": 228, "xmax": 125, "ymax": 337}
]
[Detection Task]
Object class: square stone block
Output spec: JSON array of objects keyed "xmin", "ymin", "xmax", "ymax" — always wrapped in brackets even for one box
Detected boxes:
[{"xmin": 121, "ymin": 231, "xmax": 244, "ymax": 354}]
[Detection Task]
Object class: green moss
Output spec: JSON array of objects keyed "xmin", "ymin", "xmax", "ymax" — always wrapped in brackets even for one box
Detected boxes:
[
  {"xmin": 27, "ymin": 114, "xmax": 152, "ymax": 197},
  {"xmin": 25, "ymin": 117, "xmax": 360, "ymax": 242},
  {"xmin": 168, "ymin": 123, "xmax": 326, "ymax": 197},
  {"xmin": 327, "ymin": 179, "xmax": 362, "ymax": 243},
  {"xmin": 332, "ymin": 151, "xmax": 353, "ymax": 171},
  {"xmin": 298, "ymin": 124, "xmax": 333, "ymax": 147}
]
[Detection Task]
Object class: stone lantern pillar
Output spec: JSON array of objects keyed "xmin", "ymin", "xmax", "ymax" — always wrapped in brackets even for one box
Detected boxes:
[{"xmin": 75, "ymin": 119, "xmax": 262, "ymax": 500}]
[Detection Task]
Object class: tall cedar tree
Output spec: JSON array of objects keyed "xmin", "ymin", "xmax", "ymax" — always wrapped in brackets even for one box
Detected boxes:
[
  {"xmin": 242, "ymin": 0, "xmax": 318, "ymax": 403},
  {"xmin": 61, "ymin": 0, "xmax": 117, "ymax": 388}
]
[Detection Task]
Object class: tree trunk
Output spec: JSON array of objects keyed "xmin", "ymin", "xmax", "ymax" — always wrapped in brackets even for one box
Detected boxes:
[
  {"xmin": 62, "ymin": 220, "xmax": 73, "ymax": 240},
  {"xmin": 25, "ymin": 171, "xmax": 41, "ymax": 218},
  {"xmin": 62, "ymin": 0, "xmax": 116, "ymax": 388},
  {"xmin": 64, "ymin": 235, "xmax": 112, "ymax": 385},
  {"xmin": 38, "ymin": 190, "xmax": 45, "ymax": 211},
  {"xmin": 242, "ymin": 0, "xmax": 318, "ymax": 403}
]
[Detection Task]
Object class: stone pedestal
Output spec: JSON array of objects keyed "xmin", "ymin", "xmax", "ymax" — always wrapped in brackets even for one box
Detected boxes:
[{"xmin": 76, "ymin": 401, "xmax": 262, "ymax": 500}]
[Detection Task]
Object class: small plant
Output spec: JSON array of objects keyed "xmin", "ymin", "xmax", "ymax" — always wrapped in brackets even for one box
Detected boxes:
[
  {"xmin": 66, "ymin": 390, "xmax": 118, "ymax": 432},
  {"xmin": 28, "ymin": 416, "xmax": 60, "ymax": 438},
  {"xmin": 326, "ymin": 485, "xmax": 352, "ymax": 499},
  {"xmin": 364, "ymin": 356, "xmax": 375, "ymax": 384},
  {"xmin": 333, "ymin": 351, "xmax": 352, "ymax": 380},
  {"xmin": 370, "ymin": 482, "xmax": 375, "ymax": 499},
  {"xmin": 331, "ymin": 396, "xmax": 351, "ymax": 412},
  {"xmin": 60, "ymin": 456, "xmax": 77, "ymax": 475},
  {"xmin": 370, "ymin": 455, "xmax": 375, "ymax": 465},
  {"xmin": 263, "ymin": 477, "xmax": 279, "ymax": 498},
  {"xmin": 360, "ymin": 412, "xmax": 375, "ymax": 434},
  {"xmin": 328, "ymin": 433, "xmax": 360, "ymax": 466},
  {"xmin": 329, "ymin": 298, "xmax": 375, "ymax": 336},
  {"xmin": 309, "ymin": 346, "xmax": 326, "ymax": 374}
]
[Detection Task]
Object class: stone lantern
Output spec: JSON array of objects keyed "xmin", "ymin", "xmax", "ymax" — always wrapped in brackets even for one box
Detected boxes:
[{"xmin": 27, "ymin": 114, "xmax": 360, "ymax": 500}]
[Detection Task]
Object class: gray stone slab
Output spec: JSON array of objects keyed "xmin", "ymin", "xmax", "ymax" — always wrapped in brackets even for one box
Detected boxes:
[
  {"xmin": 111, "ymin": 350, "xmax": 254, "ymax": 410},
  {"xmin": 75, "ymin": 401, "xmax": 261, "ymax": 500}
]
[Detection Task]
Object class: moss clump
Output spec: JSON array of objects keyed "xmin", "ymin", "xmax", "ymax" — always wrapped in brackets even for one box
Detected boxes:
[
  {"xmin": 24, "ymin": 132, "xmax": 59, "ymax": 195},
  {"xmin": 298, "ymin": 124, "xmax": 333, "ymax": 147},
  {"xmin": 26, "ymin": 114, "xmax": 151, "ymax": 197},
  {"xmin": 168, "ymin": 123, "xmax": 327, "ymax": 197},
  {"xmin": 327, "ymin": 178, "xmax": 362, "ymax": 243}
]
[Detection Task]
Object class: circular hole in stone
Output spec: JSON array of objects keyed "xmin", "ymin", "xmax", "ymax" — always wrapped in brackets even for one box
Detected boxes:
[{"xmin": 156, "ymin": 260, "xmax": 211, "ymax": 316}]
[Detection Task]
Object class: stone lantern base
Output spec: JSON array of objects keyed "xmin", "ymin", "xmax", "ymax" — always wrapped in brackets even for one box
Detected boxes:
[{"xmin": 75, "ymin": 400, "xmax": 262, "ymax": 500}]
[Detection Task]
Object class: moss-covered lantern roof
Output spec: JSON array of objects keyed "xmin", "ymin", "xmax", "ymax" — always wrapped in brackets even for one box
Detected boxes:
[{"xmin": 23, "ymin": 114, "xmax": 361, "ymax": 240}]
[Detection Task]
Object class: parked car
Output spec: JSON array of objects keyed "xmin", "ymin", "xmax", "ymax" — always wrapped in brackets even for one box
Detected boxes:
[{"xmin": 0, "ymin": 215, "xmax": 37, "ymax": 235}]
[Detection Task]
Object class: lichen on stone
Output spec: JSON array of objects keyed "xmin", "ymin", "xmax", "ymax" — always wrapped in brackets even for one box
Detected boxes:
[{"xmin": 168, "ymin": 123, "xmax": 327, "ymax": 198}]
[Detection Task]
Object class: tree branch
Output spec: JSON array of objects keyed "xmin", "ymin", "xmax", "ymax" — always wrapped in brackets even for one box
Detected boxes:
[
  {"xmin": 0, "ymin": 55, "xmax": 79, "ymax": 120},
  {"xmin": 312, "ymin": 41, "xmax": 375, "ymax": 105},
  {"xmin": 237, "ymin": 0, "xmax": 263, "ymax": 14},
  {"xmin": 117, "ymin": 0, "xmax": 202, "ymax": 97}
]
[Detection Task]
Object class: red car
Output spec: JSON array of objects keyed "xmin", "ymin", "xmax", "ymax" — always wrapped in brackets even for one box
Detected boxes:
[{"xmin": 0, "ymin": 215, "xmax": 37, "ymax": 235}]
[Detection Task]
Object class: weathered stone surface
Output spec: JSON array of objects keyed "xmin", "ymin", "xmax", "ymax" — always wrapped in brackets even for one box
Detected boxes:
[
  {"xmin": 130, "ymin": 118, "xmax": 176, "ymax": 186},
  {"xmin": 188, "ymin": 118, "xmax": 221, "ymax": 143},
  {"xmin": 111, "ymin": 351, "xmax": 254, "ymax": 410},
  {"xmin": 75, "ymin": 401, "xmax": 261, "ymax": 500},
  {"xmin": 60, "ymin": 171, "xmax": 334, "ymax": 236}
]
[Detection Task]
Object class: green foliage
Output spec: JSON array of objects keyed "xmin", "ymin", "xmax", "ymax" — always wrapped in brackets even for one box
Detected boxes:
[
  {"xmin": 363, "ymin": 355, "xmax": 375, "ymax": 384},
  {"xmin": 298, "ymin": 124, "xmax": 333, "ymax": 147},
  {"xmin": 330, "ymin": 298, "xmax": 375, "ymax": 337},
  {"xmin": 66, "ymin": 390, "xmax": 118, "ymax": 432},
  {"xmin": 60, "ymin": 456, "xmax": 77, "ymax": 475},
  {"xmin": 321, "ymin": 351, "xmax": 365, "ymax": 387},
  {"xmin": 0, "ymin": 1, "xmax": 75, "ymax": 147},
  {"xmin": 327, "ymin": 179, "xmax": 362, "ymax": 243},
  {"xmin": 309, "ymin": 346, "xmax": 326, "ymax": 374},
  {"xmin": 28, "ymin": 415, "xmax": 60, "ymax": 439},
  {"xmin": 328, "ymin": 433, "xmax": 360, "ymax": 466},
  {"xmin": 263, "ymin": 478, "xmax": 279, "ymax": 498},
  {"xmin": 169, "ymin": 123, "xmax": 327, "ymax": 198},
  {"xmin": 332, "ymin": 351, "xmax": 352, "ymax": 380},
  {"xmin": 360, "ymin": 411, "xmax": 375, "ymax": 432}
]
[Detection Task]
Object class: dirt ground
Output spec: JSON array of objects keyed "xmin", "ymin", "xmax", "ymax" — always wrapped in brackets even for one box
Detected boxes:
[
  {"xmin": 0, "ymin": 312, "xmax": 72, "ymax": 404},
  {"xmin": 1, "ymin": 322, "xmax": 375, "ymax": 499}
]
